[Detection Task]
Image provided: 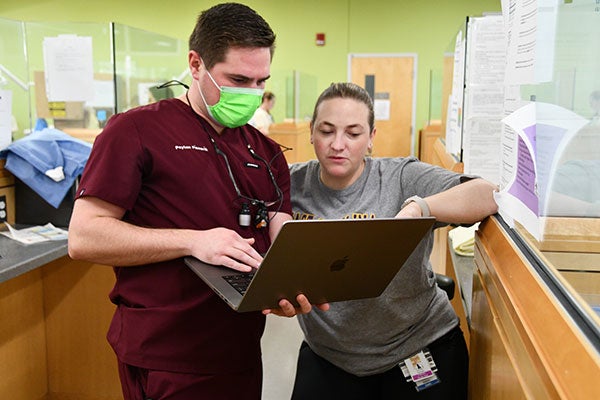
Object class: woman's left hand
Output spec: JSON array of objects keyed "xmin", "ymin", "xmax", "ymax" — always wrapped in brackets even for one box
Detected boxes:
[{"xmin": 262, "ymin": 294, "xmax": 330, "ymax": 317}]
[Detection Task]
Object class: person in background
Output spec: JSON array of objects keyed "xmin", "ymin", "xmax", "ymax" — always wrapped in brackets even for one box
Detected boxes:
[
  {"xmin": 68, "ymin": 3, "xmax": 324, "ymax": 400},
  {"xmin": 289, "ymin": 82, "xmax": 498, "ymax": 400},
  {"xmin": 249, "ymin": 91, "xmax": 275, "ymax": 135}
]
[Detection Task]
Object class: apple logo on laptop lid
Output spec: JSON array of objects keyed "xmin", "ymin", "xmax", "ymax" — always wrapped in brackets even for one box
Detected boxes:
[{"xmin": 329, "ymin": 255, "xmax": 349, "ymax": 272}]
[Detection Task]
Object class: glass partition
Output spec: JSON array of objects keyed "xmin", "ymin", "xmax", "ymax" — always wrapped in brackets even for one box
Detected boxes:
[
  {"xmin": 512, "ymin": 0, "xmax": 600, "ymax": 323},
  {"xmin": 428, "ymin": 68, "xmax": 443, "ymax": 124},
  {"xmin": 3, "ymin": 20, "xmax": 189, "ymax": 137},
  {"xmin": 439, "ymin": 1, "xmax": 600, "ymax": 342},
  {"xmin": 112, "ymin": 23, "xmax": 189, "ymax": 113},
  {"xmin": 487, "ymin": 1, "xmax": 600, "ymax": 339},
  {"xmin": 439, "ymin": 50, "xmax": 455, "ymax": 141},
  {"xmin": 441, "ymin": 20, "xmax": 467, "ymax": 157},
  {"xmin": 269, "ymin": 69, "xmax": 318, "ymax": 123},
  {"xmin": 297, "ymin": 71, "xmax": 318, "ymax": 122},
  {"xmin": 23, "ymin": 21, "xmax": 114, "ymax": 132},
  {"xmin": 0, "ymin": 18, "xmax": 31, "ymax": 140},
  {"xmin": 4, "ymin": 17, "xmax": 308, "ymax": 147},
  {"xmin": 519, "ymin": 3, "xmax": 599, "ymax": 222},
  {"xmin": 266, "ymin": 68, "xmax": 292, "ymax": 123}
]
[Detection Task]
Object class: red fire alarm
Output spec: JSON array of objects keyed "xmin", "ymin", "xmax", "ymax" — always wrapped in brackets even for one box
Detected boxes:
[{"xmin": 316, "ymin": 33, "xmax": 325, "ymax": 46}]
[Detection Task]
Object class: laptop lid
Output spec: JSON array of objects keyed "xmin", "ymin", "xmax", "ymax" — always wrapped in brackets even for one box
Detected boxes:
[{"xmin": 185, "ymin": 217, "xmax": 435, "ymax": 312}]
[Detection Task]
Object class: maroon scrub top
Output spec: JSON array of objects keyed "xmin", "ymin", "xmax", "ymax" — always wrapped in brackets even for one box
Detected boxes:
[{"xmin": 77, "ymin": 98, "xmax": 291, "ymax": 373}]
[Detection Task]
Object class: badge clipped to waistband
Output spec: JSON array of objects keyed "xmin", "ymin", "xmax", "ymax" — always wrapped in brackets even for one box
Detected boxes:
[{"xmin": 398, "ymin": 349, "xmax": 441, "ymax": 392}]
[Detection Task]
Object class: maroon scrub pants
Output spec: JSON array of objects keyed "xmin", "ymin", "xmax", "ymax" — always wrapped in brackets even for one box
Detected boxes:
[{"xmin": 118, "ymin": 360, "xmax": 262, "ymax": 400}]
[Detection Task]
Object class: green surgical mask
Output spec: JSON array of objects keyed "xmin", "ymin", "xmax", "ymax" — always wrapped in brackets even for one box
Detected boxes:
[{"xmin": 197, "ymin": 69, "xmax": 263, "ymax": 128}]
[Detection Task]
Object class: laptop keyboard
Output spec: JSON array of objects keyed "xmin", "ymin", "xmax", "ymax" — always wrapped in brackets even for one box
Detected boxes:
[{"xmin": 222, "ymin": 272, "xmax": 255, "ymax": 295}]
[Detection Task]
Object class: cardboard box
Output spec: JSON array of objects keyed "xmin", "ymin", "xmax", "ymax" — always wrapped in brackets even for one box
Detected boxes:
[{"xmin": 0, "ymin": 160, "xmax": 15, "ymax": 225}]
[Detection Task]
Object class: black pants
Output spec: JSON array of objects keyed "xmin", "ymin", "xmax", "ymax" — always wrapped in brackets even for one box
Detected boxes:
[{"xmin": 291, "ymin": 325, "xmax": 468, "ymax": 400}]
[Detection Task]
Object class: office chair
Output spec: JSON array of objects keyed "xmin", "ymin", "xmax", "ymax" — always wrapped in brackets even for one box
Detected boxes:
[{"xmin": 435, "ymin": 273, "xmax": 455, "ymax": 300}]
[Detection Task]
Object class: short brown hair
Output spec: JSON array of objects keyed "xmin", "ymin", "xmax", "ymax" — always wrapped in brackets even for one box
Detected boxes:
[{"xmin": 189, "ymin": 3, "xmax": 276, "ymax": 70}]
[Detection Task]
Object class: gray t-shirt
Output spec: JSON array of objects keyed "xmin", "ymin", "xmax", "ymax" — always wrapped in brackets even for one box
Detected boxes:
[{"xmin": 290, "ymin": 156, "xmax": 469, "ymax": 376}]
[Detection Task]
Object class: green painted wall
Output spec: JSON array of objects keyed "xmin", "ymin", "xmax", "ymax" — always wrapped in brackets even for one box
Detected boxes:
[{"xmin": 0, "ymin": 0, "xmax": 501, "ymax": 136}]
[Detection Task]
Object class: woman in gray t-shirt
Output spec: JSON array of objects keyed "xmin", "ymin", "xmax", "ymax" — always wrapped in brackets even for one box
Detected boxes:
[{"xmin": 289, "ymin": 83, "xmax": 498, "ymax": 400}]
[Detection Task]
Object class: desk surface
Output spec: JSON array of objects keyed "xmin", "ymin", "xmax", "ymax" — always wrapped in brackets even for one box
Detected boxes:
[{"xmin": 0, "ymin": 233, "xmax": 67, "ymax": 283}]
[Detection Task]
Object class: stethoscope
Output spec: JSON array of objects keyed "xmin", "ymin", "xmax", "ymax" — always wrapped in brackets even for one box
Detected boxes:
[{"xmin": 156, "ymin": 80, "xmax": 286, "ymax": 228}]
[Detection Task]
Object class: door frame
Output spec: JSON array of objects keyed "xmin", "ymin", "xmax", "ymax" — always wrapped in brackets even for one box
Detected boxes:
[{"xmin": 347, "ymin": 53, "xmax": 418, "ymax": 156}]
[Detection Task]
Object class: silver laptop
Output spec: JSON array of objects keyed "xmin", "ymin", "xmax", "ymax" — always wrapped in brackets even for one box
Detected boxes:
[{"xmin": 184, "ymin": 217, "xmax": 435, "ymax": 312}]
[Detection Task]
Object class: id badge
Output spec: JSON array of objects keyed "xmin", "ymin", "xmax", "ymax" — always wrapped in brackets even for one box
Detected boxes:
[{"xmin": 398, "ymin": 349, "xmax": 441, "ymax": 392}]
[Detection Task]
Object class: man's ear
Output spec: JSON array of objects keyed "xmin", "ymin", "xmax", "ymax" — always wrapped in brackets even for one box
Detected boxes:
[{"xmin": 188, "ymin": 50, "xmax": 202, "ymax": 79}]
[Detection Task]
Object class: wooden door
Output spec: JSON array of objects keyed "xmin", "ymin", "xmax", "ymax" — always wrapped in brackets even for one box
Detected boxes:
[{"xmin": 349, "ymin": 54, "xmax": 416, "ymax": 157}]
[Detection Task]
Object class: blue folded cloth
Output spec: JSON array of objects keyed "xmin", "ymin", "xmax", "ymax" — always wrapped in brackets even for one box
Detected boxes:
[
  {"xmin": 34, "ymin": 118, "xmax": 48, "ymax": 132},
  {"xmin": 0, "ymin": 128, "xmax": 92, "ymax": 208}
]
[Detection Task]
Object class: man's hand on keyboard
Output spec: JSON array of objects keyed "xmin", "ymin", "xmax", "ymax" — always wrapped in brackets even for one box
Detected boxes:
[
  {"xmin": 190, "ymin": 228, "xmax": 263, "ymax": 272},
  {"xmin": 261, "ymin": 294, "xmax": 329, "ymax": 317}
]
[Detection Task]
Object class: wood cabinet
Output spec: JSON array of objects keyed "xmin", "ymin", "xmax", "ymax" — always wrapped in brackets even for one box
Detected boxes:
[
  {"xmin": 470, "ymin": 216, "xmax": 600, "ymax": 399},
  {"xmin": 268, "ymin": 122, "xmax": 314, "ymax": 163},
  {"xmin": 0, "ymin": 257, "xmax": 121, "ymax": 400},
  {"xmin": 61, "ymin": 128, "xmax": 102, "ymax": 144},
  {"xmin": 418, "ymin": 122, "xmax": 441, "ymax": 164}
]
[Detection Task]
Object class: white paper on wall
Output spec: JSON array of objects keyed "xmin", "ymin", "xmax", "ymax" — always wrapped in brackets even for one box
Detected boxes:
[{"xmin": 43, "ymin": 34, "xmax": 94, "ymax": 102}]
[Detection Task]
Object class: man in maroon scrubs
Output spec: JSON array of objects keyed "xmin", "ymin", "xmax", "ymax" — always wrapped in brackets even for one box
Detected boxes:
[{"xmin": 68, "ymin": 3, "xmax": 326, "ymax": 399}]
